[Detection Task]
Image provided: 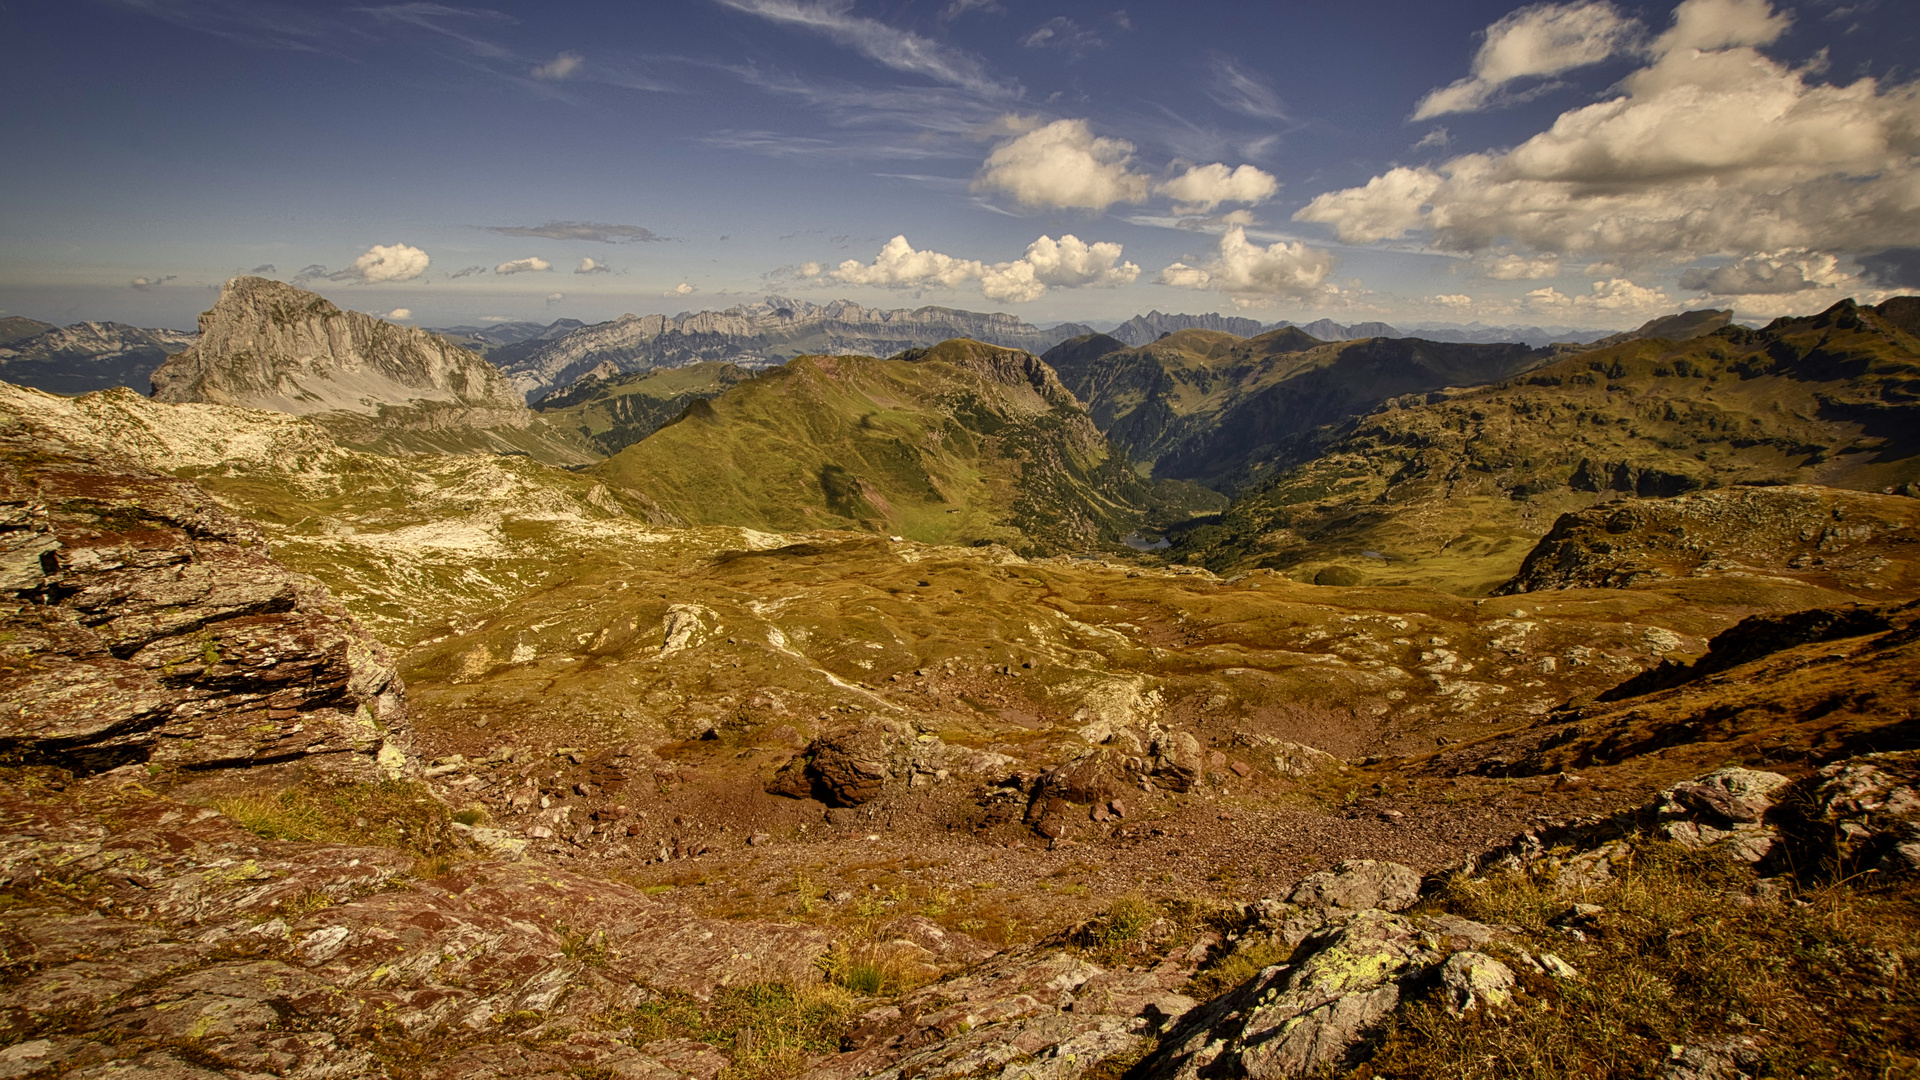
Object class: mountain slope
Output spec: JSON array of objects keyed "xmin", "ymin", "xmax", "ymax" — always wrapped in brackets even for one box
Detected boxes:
[
  {"xmin": 0, "ymin": 317, "xmax": 56, "ymax": 346},
  {"xmin": 0, "ymin": 321, "xmax": 198, "ymax": 396},
  {"xmin": 1043, "ymin": 328, "xmax": 1541, "ymax": 493},
  {"xmin": 593, "ymin": 339, "xmax": 1176, "ymax": 551},
  {"xmin": 497, "ymin": 297, "xmax": 1099, "ymax": 401},
  {"xmin": 152, "ymin": 276, "xmax": 525, "ymax": 415},
  {"xmin": 1173, "ymin": 296, "xmax": 1920, "ymax": 592},
  {"xmin": 533, "ymin": 360, "xmax": 754, "ymax": 456}
]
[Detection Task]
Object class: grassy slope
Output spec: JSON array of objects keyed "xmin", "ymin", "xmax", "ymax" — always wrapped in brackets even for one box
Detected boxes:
[
  {"xmin": 534, "ymin": 360, "xmax": 753, "ymax": 456},
  {"xmin": 593, "ymin": 340, "xmax": 1170, "ymax": 553},
  {"xmin": 1044, "ymin": 327, "xmax": 1541, "ymax": 493},
  {"xmin": 1172, "ymin": 298, "xmax": 1920, "ymax": 594}
]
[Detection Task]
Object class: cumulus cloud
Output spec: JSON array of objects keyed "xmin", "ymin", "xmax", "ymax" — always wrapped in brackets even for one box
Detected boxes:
[
  {"xmin": 495, "ymin": 257, "xmax": 552, "ymax": 275},
  {"xmin": 827, "ymin": 233, "xmax": 1137, "ymax": 303},
  {"xmin": 1299, "ymin": 0, "xmax": 1920, "ymax": 266},
  {"xmin": 973, "ymin": 118, "xmax": 1153, "ymax": 212},
  {"xmin": 1433, "ymin": 293, "xmax": 1476, "ymax": 308},
  {"xmin": 1159, "ymin": 163, "xmax": 1279, "ymax": 214},
  {"xmin": 328, "ymin": 243, "xmax": 430, "ymax": 284},
  {"xmin": 1672, "ymin": 248, "xmax": 1881, "ymax": 316},
  {"xmin": 712, "ymin": 0, "xmax": 1017, "ymax": 98},
  {"xmin": 531, "ymin": 50, "xmax": 584, "ymax": 80},
  {"xmin": 1414, "ymin": 1, "xmax": 1643, "ymax": 119},
  {"xmin": 1525, "ymin": 277, "xmax": 1672, "ymax": 317},
  {"xmin": 575, "ymin": 257, "xmax": 613, "ymax": 274},
  {"xmin": 449, "ymin": 265, "xmax": 488, "ymax": 279},
  {"xmin": 383, "ymin": 308, "xmax": 413, "ymax": 321},
  {"xmin": 666, "ymin": 282, "xmax": 696, "ymax": 296},
  {"xmin": 545, "ymin": 292, "xmax": 565, "ymax": 305},
  {"xmin": 486, "ymin": 222, "xmax": 662, "ymax": 243},
  {"xmin": 1651, "ymin": 0, "xmax": 1789, "ymax": 56},
  {"xmin": 1156, "ymin": 226, "xmax": 1336, "ymax": 308},
  {"xmin": 129, "ymin": 275, "xmax": 176, "ymax": 290},
  {"xmin": 1482, "ymin": 253, "xmax": 1563, "ymax": 280}
]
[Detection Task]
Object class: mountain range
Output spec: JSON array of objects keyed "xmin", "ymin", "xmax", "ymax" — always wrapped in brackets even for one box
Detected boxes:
[
  {"xmin": 0, "ymin": 319, "xmax": 197, "ymax": 396},
  {"xmin": 0, "ymin": 276, "xmax": 1917, "ymax": 1079}
]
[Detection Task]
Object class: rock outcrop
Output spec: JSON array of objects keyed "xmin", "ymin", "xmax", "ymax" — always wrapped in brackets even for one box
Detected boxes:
[
  {"xmin": 151, "ymin": 277, "xmax": 526, "ymax": 417},
  {"xmin": 0, "ymin": 426, "xmax": 408, "ymax": 779},
  {"xmin": 1501, "ymin": 485, "xmax": 1920, "ymax": 594}
]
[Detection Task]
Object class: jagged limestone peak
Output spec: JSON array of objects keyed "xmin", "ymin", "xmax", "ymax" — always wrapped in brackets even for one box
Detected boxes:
[{"xmin": 151, "ymin": 276, "xmax": 525, "ymax": 416}]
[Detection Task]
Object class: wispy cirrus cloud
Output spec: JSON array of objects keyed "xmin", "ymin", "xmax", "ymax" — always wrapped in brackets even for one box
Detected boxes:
[
  {"xmin": 485, "ymin": 222, "xmax": 664, "ymax": 243},
  {"xmin": 93, "ymin": 0, "xmax": 342, "ymax": 52},
  {"xmin": 1206, "ymin": 56, "xmax": 1289, "ymax": 121},
  {"xmin": 356, "ymin": 2, "xmax": 515, "ymax": 58},
  {"xmin": 711, "ymin": 0, "xmax": 1020, "ymax": 99}
]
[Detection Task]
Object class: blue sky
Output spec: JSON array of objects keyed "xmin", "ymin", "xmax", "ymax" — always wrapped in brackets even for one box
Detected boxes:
[{"xmin": 2, "ymin": 0, "xmax": 1916, "ymax": 331}]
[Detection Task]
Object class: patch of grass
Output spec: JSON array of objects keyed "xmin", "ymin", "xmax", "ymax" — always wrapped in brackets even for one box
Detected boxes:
[
  {"xmin": 207, "ymin": 780, "xmax": 454, "ymax": 856},
  {"xmin": 1356, "ymin": 841, "xmax": 1920, "ymax": 1079},
  {"xmin": 1184, "ymin": 937, "xmax": 1285, "ymax": 1001},
  {"xmin": 615, "ymin": 981, "xmax": 859, "ymax": 1080}
]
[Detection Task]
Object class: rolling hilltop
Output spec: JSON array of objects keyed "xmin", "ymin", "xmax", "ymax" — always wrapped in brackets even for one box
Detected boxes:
[{"xmin": 593, "ymin": 338, "xmax": 1217, "ymax": 551}]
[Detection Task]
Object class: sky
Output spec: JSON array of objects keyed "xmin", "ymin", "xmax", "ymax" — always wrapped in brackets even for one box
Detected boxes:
[{"xmin": 2, "ymin": 0, "xmax": 1917, "ymax": 332}]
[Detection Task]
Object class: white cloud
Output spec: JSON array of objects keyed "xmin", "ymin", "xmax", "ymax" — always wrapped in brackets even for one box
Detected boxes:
[
  {"xmin": 545, "ymin": 293, "xmax": 565, "ymax": 305},
  {"xmin": 1158, "ymin": 163, "xmax": 1279, "ymax": 214},
  {"xmin": 1207, "ymin": 56, "xmax": 1289, "ymax": 121},
  {"xmin": 531, "ymin": 51, "xmax": 584, "ymax": 80},
  {"xmin": 496, "ymin": 257, "xmax": 552, "ymax": 275},
  {"xmin": 712, "ymin": 0, "xmax": 1016, "ymax": 98},
  {"xmin": 1413, "ymin": 127, "xmax": 1451, "ymax": 151},
  {"xmin": 828, "ymin": 233, "xmax": 1137, "ymax": 303},
  {"xmin": 1525, "ymin": 277, "xmax": 1672, "ymax": 317},
  {"xmin": 129, "ymin": 275, "xmax": 176, "ymax": 290},
  {"xmin": 575, "ymin": 257, "xmax": 613, "ymax": 274},
  {"xmin": 667, "ymin": 282, "xmax": 696, "ymax": 296},
  {"xmin": 1414, "ymin": 1, "xmax": 1642, "ymax": 119},
  {"xmin": 973, "ymin": 118, "xmax": 1153, "ymax": 211},
  {"xmin": 1020, "ymin": 17, "xmax": 1103, "ymax": 53},
  {"xmin": 1433, "ymin": 293, "xmax": 1476, "ymax": 308},
  {"xmin": 382, "ymin": 308, "xmax": 412, "ymax": 321},
  {"xmin": 1651, "ymin": 0, "xmax": 1789, "ymax": 57},
  {"xmin": 1673, "ymin": 248, "xmax": 1885, "ymax": 317},
  {"xmin": 333, "ymin": 243, "xmax": 430, "ymax": 284},
  {"xmin": 1481, "ymin": 253, "xmax": 1563, "ymax": 280},
  {"xmin": 939, "ymin": 0, "xmax": 1003, "ymax": 22},
  {"xmin": 1299, "ymin": 0, "xmax": 1920, "ymax": 265},
  {"xmin": 832, "ymin": 235, "xmax": 986, "ymax": 290},
  {"xmin": 1156, "ymin": 226, "xmax": 1336, "ymax": 308},
  {"xmin": 797, "ymin": 261, "xmax": 823, "ymax": 278}
]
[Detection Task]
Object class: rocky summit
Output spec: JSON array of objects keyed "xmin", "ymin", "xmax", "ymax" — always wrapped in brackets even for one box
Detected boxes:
[{"xmin": 0, "ymin": 290, "xmax": 1915, "ymax": 1080}]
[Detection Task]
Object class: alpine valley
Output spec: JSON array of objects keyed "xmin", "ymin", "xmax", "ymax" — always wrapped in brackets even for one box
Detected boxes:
[{"xmin": 0, "ymin": 276, "xmax": 1916, "ymax": 1080}]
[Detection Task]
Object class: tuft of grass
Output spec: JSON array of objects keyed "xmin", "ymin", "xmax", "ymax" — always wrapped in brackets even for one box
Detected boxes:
[
  {"xmin": 615, "ymin": 981, "xmax": 858, "ymax": 1080},
  {"xmin": 452, "ymin": 807, "xmax": 487, "ymax": 827},
  {"xmin": 1355, "ymin": 840, "xmax": 1920, "ymax": 1079},
  {"xmin": 208, "ymin": 780, "xmax": 454, "ymax": 857}
]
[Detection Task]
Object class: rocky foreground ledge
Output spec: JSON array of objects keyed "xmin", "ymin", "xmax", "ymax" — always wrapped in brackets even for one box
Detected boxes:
[{"xmin": 0, "ymin": 737, "xmax": 1911, "ymax": 1078}]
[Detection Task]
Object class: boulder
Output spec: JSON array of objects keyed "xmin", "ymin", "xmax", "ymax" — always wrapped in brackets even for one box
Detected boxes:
[
  {"xmin": 1287, "ymin": 860, "xmax": 1422, "ymax": 913},
  {"xmin": 1145, "ymin": 909, "xmax": 1440, "ymax": 1079},
  {"xmin": 1438, "ymin": 951, "xmax": 1515, "ymax": 1013}
]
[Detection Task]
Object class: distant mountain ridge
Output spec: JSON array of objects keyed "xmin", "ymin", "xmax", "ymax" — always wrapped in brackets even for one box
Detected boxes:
[
  {"xmin": 0, "ymin": 321, "xmax": 199, "ymax": 396},
  {"xmin": 492, "ymin": 296, "xmax": 1097, "ymax": 401},
  {"xmin": 1107, "ymin": 310, "xmax": 1268, "ymax": 346}
]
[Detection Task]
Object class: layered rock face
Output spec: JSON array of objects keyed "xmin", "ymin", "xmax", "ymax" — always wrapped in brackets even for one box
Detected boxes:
[
  {"xmin": 0, "ymin": 425, "xmax": 409, "ymax": 778},
  {"xmin": 151, "ymin": 277, "xmax": 525, "ymax": 417}
]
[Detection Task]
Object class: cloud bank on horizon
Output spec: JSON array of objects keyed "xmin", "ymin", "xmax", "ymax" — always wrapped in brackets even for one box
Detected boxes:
[{"xmin": 7, "ymin": 0, "xmax": 1918, "ymax": 329}]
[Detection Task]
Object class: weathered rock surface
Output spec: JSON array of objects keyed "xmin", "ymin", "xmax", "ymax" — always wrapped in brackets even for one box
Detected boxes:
[
  {"xmin": 1286, "ymin": 859, "xmax": 1422, "ymax": 913},
  {"xmin": 0, "ymin": 771, "xmax": 831, "ymax": 1078},
  {"xmin": 1811, "ymin": 750, "xmax": 1920, "ymax": 875},
  {"xmin": 0, "ymin": 431, "xmax": 408, "ymax": 779},
  {"xmin": 152, "ymin": 277, "xmax": 526, "ymax": 417},
  {"xmin": 800, "ymin": 936, "xmax": 1209, "ymax": 1080}
]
